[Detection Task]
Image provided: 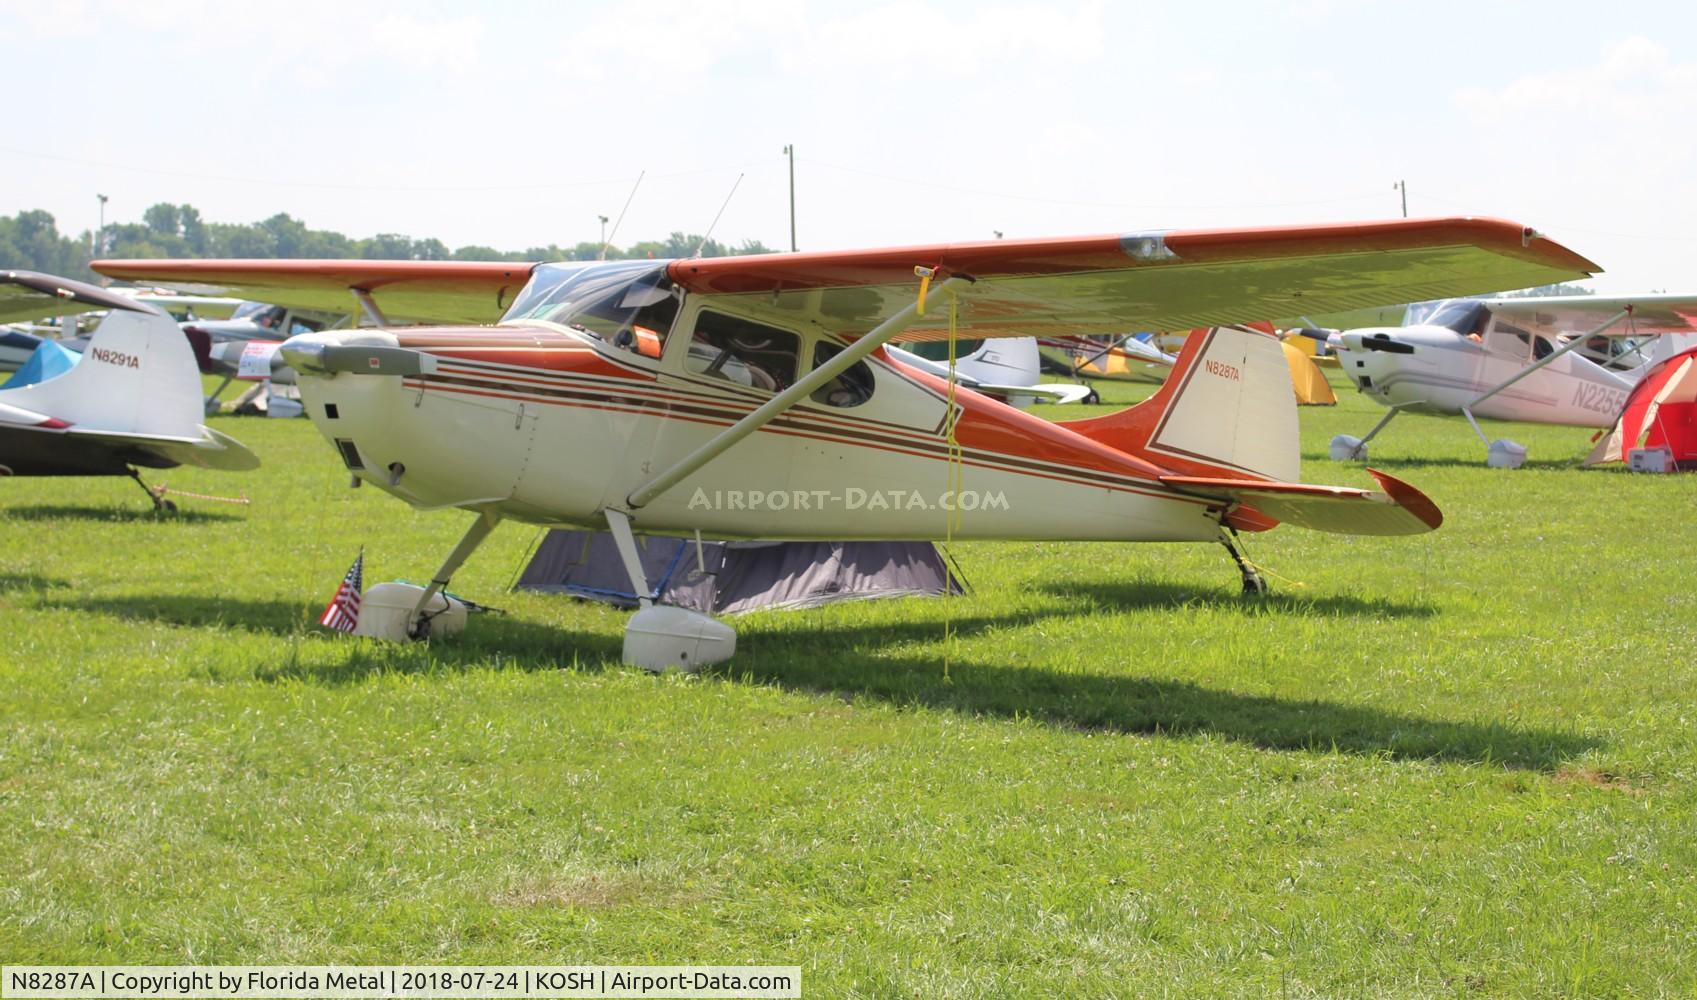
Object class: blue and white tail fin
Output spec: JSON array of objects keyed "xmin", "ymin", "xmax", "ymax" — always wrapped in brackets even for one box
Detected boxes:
[{"xmin": 1, "ymin": 309, "xmax": 204, "ymax": 439}]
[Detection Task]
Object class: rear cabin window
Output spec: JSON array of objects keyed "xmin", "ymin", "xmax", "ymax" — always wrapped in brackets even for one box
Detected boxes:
[
  {"xmin": 684, "ymin": 311, "xmax": 800, "ymax": 392},
  {"xmin": 810, "ymin": 342, "xmax": 875, "ymax": 408}
]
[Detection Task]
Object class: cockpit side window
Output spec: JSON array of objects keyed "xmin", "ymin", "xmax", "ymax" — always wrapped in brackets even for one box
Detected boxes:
[
  {"xmin": 810, "ymin": 342, "xmax": 875, "ymax": 408},
  {"xmin": 684, "ymin": 310, "xmax": 800, "ymax": 392},
  {"xmin": 1488, "ymin": 321, "xmax": 1535, "ymax": 359}
]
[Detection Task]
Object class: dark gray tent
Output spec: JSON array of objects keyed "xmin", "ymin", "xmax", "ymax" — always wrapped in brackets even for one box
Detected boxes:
[{"xmin": 515, "ymin": 530, "xmax": 964, "ymax": 614}]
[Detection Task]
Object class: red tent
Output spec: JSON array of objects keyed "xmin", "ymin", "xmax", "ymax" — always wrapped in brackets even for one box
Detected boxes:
[{"xmin": 1587, "ymin": 347, "xmax": 1697, "ymax": 468}]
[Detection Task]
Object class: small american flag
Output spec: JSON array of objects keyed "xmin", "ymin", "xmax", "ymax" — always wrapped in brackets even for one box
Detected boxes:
[{"xmin": 319, "ymin": 551, "xmax": 364, "ymax": 632}]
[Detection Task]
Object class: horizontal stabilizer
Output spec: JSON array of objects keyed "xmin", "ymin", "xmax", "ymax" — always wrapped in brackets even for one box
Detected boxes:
[
  {"xmin": 67, "ymin": 426, "xmax": 262, "ymax": 472},
  {"xmin": 1161, "ymin": 468, "xmax": 1442, "ymax": 536},
  {"xmin": 977, "ymin": 382, "xmax": 1094, "ymax": 405}
]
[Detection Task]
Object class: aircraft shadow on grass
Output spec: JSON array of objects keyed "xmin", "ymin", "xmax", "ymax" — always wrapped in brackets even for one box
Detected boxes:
[
  {"xmin": 0, "ymin": 504, "xmax": 244, "ymax": 524},
  {"xmin": 727, "ymin": 632, "xmax": 1597, "ymax": 772},
  {"xmin": 40, "ymin": 593, "xmax": 623, "ymax": 684},
  {"xmin": 45, "ymin": 592, "xmax": 1591, "ymax": 770},
  {"xmin": 1035, "ymin": 580, "xmax": 1437, "ymax": 618},
  {"xmin": 1299, "ymin": 450, "xmax": 1582, "ymax": 472},
  {"xmin": 0, "ymin": 571, "xmax": 70, "ymax": 592}
]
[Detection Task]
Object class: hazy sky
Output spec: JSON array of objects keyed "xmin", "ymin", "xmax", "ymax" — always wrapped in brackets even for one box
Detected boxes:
[{"xmin": 3, "ymin": 0, "xmax": 1693, "ymax": 292}]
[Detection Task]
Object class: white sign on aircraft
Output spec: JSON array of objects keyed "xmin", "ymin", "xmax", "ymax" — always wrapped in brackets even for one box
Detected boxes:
[
  {"xmin": 95, "ymin": 217, "xmax": 1595, "ymax": 667},
  {"xmin": 1328, "ymin": 294, "xmax": 1697, "ymax": 467}
]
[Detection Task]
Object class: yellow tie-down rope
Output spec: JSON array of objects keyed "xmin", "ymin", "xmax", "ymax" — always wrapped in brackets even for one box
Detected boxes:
[
  {"xmin": 915, "ymin": 266, "xmax": 964, "ymax": 678},
  {"xmin": 943, "ymin": 288, "xmax": 966, "ymax": 678}
]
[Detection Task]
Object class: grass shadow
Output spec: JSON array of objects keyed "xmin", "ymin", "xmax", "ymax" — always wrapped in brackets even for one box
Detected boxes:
[
  {"xmin": 40, "ymin": 592, "xmax": 1590, "ymax": 769},
  {"xmin": 1301, "ymin": 452, "xmax": 1583, "ymax": 472},
  {"xmin": 44, "ymin": 594, "xmax": 319, "ymax": 635},
  {"xmin": 725, "ymin": 635, "xmax": 1595, "ymax": 771},
  {"xmin": 39, "ymin": 592, "xmax": 622, "ymax": 684},
  {"xmin": 1036, "ymin": 580, "xmax": 1438, "ymax": 619},
  {"xmin": 1, "ymin": 504, "xmax": 244, "ymax": 524},
  {"xmin": 0, "ymin": 571, "xmax": 70, "ymax": 592}
]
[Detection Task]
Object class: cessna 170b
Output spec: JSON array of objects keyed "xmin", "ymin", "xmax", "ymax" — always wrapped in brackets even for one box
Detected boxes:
[
  {"xmin": 96, "ymin": 217, "xmax": 1597, "ymax": 668},
  {"xmin": 1327, "ymin": 293, "xmax": 1697, "ymax": 466}
]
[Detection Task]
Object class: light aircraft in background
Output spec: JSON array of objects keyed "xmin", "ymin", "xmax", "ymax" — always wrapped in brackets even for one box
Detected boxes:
[
  {"xmin": 0, "ymin": 271, "xmax": 258, "ymax": 509},
  {"xmin": 0, "ymin": 327, "xmax": 46, "ymax": 372},
  {"xmin": 1039, "ymin": 333, "xmax": 1176, "ymax": 384},
  {"xmin": 1325, "ymin": 294, "xmax": 1697, "ymax": 467},
  {"xmin": 889, "ymin": 337, "xmax": 1092, "ymax": 406},
  {"xmin": 96, "ymin": 216, "xmax": 1596, "ymax": 667}
]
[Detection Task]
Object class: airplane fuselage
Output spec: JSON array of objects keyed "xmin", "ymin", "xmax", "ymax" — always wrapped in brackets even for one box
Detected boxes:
[
  {"xmin": 1336, "ymin": 324, "xmax": 1632, "ymax": 427},
  {"xmin": 291, "ymin": 324, "xmax": 1229, "ymax": 544}
]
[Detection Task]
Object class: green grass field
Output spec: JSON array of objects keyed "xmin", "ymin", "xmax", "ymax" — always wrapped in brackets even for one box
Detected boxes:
[{"xmin": 3, "ymin": 373, "xmax": 1695, "ymax": 997}]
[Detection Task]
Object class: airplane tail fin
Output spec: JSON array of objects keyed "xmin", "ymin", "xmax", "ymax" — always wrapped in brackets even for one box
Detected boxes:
[
  {"xmin": 0, "ymin": 308, "xmax": 203, "ymax": 438},
  {"xmin": 956, "ymin": 337, "xmax": 1041, "ymax": 389},
  {"xmin": 1059, "ymin": 325, "xmax": 1301, "ymax": 482},
  {"xmin": 1060, "ymin": 326, "xmax": 1442, "ymax": 535}
]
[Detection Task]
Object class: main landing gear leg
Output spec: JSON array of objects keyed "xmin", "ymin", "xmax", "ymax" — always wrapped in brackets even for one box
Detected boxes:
[
  {"xmin": 606, "ymin": 508, "xmax": 735, "ymax": 673},
  {"xmin": 1219, "ymin": 528, "xmax": 1268, "ymax": 596},
  {"xmin": 406, "ymin": 510, "xmax": 502, "ymax": 639},
  {"xmin": 128, "ymin": 468, "xmax": 175, "ymax": 512},
  {"xmin": 1330, "ymin": 403, "xmax": 1408, "ymax": 462}
]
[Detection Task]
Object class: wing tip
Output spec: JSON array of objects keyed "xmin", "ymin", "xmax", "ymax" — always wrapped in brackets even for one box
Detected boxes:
[{"xmin": 1366, "ymin": 467, "xmax": 1443, "ymax": 531}]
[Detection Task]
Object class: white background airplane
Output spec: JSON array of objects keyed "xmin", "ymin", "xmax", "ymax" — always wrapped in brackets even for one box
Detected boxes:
[
  {"xmin": 888, "ymin": 337, "xmax": 1092, "ymax": 406},
  {"xmin": 1329, "ymin": 293, "xmax": 1697, "ymax": 466},
  {"xmin": 0, "ymin": 271, "xmax": 258, "ymax": 508},
  {"xmin": 96, "ymin": 216, "xmax": 1596, "ymax": 666}
]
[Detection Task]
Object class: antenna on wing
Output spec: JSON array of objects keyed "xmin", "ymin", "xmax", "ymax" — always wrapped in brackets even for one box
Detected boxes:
[
  {"xmin": 692, "ymin": 172, "xmax": 744, "ymax": 259},
  {"xmin": 599, "ymin": 171, "xmax": 645, "ymax": 260}
]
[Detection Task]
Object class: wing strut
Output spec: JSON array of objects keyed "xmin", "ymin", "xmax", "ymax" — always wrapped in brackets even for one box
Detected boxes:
[
  {"xmin": 624, "ymin": 276, "xmax": 969, "ymax": 509},
  {"xmin": 1461, "ymin": 307, "xmax": 1630, "ymax": 448},
  {"xmin": 352, "ymin": 289, "xmax": 390, "ymax": 328}
]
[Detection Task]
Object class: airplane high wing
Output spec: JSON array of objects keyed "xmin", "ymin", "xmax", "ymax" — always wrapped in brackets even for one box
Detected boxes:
[
  {"xmin": 664, "ymin": 217, "xmax": 1596, "ymax": 340},
  {"xmin": 1473, "ymin": 293, "xmax": 1697, "ymax": 333},
  {"xmin": 94, "ymin": 217, "xmax": 1596, "ymax": 335},
  {"xmin": 90, "ymin": 259, "xmax": 537, "ymax": 326},
  {"xmin": 1, "ymin": 269, "xmax": 159, "ymax": 324}
]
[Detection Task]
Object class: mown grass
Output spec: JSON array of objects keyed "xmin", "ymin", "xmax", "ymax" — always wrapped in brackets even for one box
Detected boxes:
[{"xmin": 2, "ymin": 373, "xmax": 1695, "ymax": 997}]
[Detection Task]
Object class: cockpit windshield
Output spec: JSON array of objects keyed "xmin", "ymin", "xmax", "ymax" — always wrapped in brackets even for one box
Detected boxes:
[
  {"xmin": 501, "ymin": 260, "xmax": 681, "ymax": 358},
  {"xmin": 1403, "ymin": 299, "xmax": 1490, "ymax": 337}
]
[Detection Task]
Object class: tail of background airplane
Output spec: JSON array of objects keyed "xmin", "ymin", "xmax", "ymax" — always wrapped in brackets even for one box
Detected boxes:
[
  {"xmin": 1059, "ymin": 325, "xmax": 1301, "ymax": 483},
  {"xmin": 955, "ymin": 337, "xmax": 1041, "ymax": 390},
  {"xmin": 1, "ymin": 308, "xmax": 204, "ymax": 438}
]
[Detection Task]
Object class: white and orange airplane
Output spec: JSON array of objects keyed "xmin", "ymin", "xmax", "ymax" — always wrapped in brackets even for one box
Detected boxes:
[{"xmin": 97, "ymin": 217, "xmax": 1596, "ymax": 668}]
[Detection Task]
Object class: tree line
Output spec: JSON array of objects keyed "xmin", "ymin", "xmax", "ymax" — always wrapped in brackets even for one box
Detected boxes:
[{"xmin": 0, "ymin": 203, "xmax": 775, "ymax": 282}]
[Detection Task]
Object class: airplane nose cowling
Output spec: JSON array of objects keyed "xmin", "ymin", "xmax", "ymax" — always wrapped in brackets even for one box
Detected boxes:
[{"xmin": 280, "ymin": 331, "xmax": 434, "ymax": 376}]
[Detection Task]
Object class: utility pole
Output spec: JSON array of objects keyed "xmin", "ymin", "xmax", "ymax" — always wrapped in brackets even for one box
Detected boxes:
[
  {"xmin": 598, "ymin": 214, "xmax": 609, "ymax": 257},
  {"xmin": 96, "ymin": 193, "xmax": 109, "ymax": 255},
  {"xmin": 783, "ymin": 144, "xmax": 796, "ymax": 251},
  {"xmin": 1393, "ymin": 179, "xmax": 1407, "ymax": 218}
]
